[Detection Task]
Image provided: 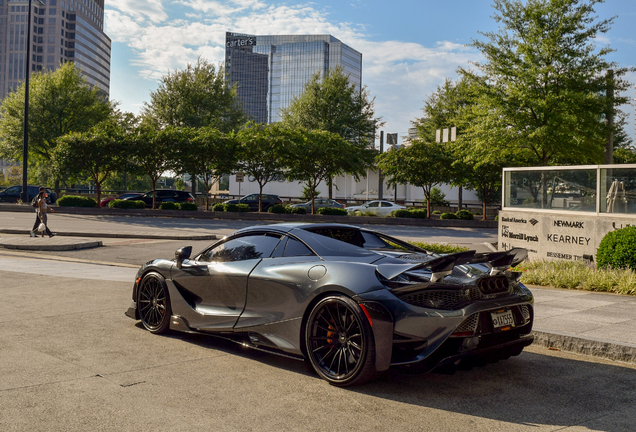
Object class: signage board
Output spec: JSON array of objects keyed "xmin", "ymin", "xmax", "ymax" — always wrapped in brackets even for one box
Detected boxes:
[
  {"xmin": 498, "ymin": 210, "xmax": 636, "ymax": 262},
  {"xmin": 235, "ymin": 172, "xmax": 244, "ymax": 183}
]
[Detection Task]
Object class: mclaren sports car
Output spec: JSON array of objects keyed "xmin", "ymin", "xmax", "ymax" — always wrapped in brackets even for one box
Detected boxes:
[{"xmin": 125, "ymin": 223, "xmax": 534, "ymax": 386}]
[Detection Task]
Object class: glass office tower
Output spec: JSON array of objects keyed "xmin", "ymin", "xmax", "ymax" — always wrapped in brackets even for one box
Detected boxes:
[
  {"xmin": 0, "ymin": 0, "xmax": 110, "ymax": 100},
  {"xmin": 225, "ymin": 32, "xmax": 362, "ymax": 124}
]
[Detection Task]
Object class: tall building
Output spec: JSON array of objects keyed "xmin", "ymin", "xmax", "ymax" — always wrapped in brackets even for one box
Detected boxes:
[
  {"xmin": 225, "ymin": 32, "xmax": 362, "ymax": 124},
  {"xmin": 0, "ymin": 0, "xmax": 111, "ymax": 100}
]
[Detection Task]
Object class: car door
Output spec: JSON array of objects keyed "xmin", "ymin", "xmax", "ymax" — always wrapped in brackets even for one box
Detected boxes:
[
  {"xmin": 379, "ymin": 201, "xmax": 395, "ymax": 215},
  {"xmin": 366, "ymin": 201, "xmax": 380, "ymax": 214},
  {"xmin": 242, "ymin": 194, "xmax": 259, "ymax": 211},
  {"xmin": 0, "ymin": 185, "xmax": 21, "ymax": 202},
  {"xmin": 171, "ymin": 232, "xmax": 283, "ymax": 330}
]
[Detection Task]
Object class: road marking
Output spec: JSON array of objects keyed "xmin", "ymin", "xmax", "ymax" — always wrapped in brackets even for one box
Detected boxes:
[{"xmin": 0, "ymin": 256, "xmax": 138, "ymax": 282}]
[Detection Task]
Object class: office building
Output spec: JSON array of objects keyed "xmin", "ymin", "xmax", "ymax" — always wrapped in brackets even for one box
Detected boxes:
[
  {"xmin": 225, "ymin": 32, "xmax": 362, "ymax": 124},
  {"xmin": 0, "ymin": 0, "xmax": 111, "ymax": 100}
]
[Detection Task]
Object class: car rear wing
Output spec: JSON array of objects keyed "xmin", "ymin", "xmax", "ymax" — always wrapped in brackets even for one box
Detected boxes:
[{"xmin": 376, "ymin": 248, "xmax": 528, "ymax": 283}]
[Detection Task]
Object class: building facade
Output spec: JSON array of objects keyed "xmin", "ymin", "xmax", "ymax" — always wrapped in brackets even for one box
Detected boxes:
[
  {"xmin": 0, "ymin": 0, "xmax": 110, "ymax": 100},
  {"xmin": 225, "ymin": 32, "xmax": 362, "ymax": 124}
]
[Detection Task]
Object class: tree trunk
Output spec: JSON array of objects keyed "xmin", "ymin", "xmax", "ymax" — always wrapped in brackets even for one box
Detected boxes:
[
  {"xmin": 424, "ymin": 188, "xmax": 431, "ymax": 218},
  {"xmin": 96, "ymin": 181, "xmax": 101, "ymax": 207},
  {"xmin": 258, "ymin": 184, "xmax": 264, "ymax": 212},
  {"xmin": 458, "ymin": 186, "xmax": 463, "ymax": 210},
  {"xmin": 328, "ymin": 176, "xmax": 333, "ymax": 199},
  {"xmin": 54, "ymin": 178, "xmax": 60, "ymax": 197},
  {"xmin": 152, "ymin": 178, "xmax": 157, "ymax": 209},
  {"xmin": 191, "ymin": 173, "xmax": 196, "ymax": 197},
  {"xmin": 482, "ymin": 185, "xmax": 488, "ymax": 221}
]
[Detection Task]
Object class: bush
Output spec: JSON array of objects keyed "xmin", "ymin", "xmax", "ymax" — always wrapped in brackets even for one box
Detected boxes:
[
  {"xmin": 455, "ymin": 210, "xmax": 474, "ymax": 220},
  {"xmin": 268, "ymin": 204, "xmax": 286, "ymax": 214},
  {"xmin": 108, "ymin": 199, "xmax": 145, "ymax": 209},
  {"xmin": 179, "ymin": 202, "xmax": 198, "ymax": 211},
  {"xmin": 440, "ymin": 212, "xmax": 457, "ymax": 219},
  {"xmin": 317, "ymin": 207, "xmax": 347, "ymax": 216},
  {"xmin": 427, "ymin": 187, "xmax": 449, "ymax": 206},
  {"xmin": 409, "ymin": 241, "xmax": 470, "ymax": 254},
  {"xmin": 597, "ymin": 226, "xmax": 636, "ymax": 269},
  {"xmin": 432, "ymin": 210, "xmax": 442, "ymax": 215},
  {"xmin": 495, "ymin": 214, "xmax": 499, "ymax": 221},
  {"xmin": 224, "ymin": 203, "xmax": 250, "ymax": 212},
  {"xmin": 286, "ymin": 206, "xmax": 306, "ymax": 214},
  {"xmin": 57, "ymin": 195, "xmax": 97, "ymax": 207},
  {"xmin": 159, "ymin": 201, "xmax": 179, "ymax": 210},
  {"xmin": 391, "ymin": 209, "xmax": 428, "ymax": 218},
  {"xmin": 391, "ymin": 209, "xmax": 411, "ymax": 218},
  {"xmin": 212, "ymin": 203, "xmax": 225, "ymax": 212}
]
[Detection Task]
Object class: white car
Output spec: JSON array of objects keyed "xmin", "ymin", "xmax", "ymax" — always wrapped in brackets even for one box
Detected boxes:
[{"xmin": 345, "ymin": 200, "xmax": 405, "ymax": 216}]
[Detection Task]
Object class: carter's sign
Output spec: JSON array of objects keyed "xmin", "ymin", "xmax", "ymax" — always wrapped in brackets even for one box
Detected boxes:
[{"xmin": 227, "ymin": 38, "xmax": 256, "ymax": 48}]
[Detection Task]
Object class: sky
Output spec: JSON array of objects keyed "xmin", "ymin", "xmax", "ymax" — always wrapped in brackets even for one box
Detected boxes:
[{"xmin": 104, "ymin": 0, "xmax": 636, "ymax": 145}]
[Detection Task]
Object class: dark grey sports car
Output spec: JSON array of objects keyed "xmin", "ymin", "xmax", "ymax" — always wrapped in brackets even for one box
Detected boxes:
[{"xmin": 125, "ymin": 223, "xmax": 533, "ymax": 386}]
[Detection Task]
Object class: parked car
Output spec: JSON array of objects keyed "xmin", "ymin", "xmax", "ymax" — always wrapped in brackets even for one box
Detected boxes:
[
  {"xmin": 224, "ymin": 193, "xmax": 282, "ymax": 211},
  {"xmin": 345, "ymin": 200, "xmax": 405, "ymax": 216},
  {"xmin": 126, "ymin": 223, "xmax": 533, "ymax": 386},
  {"xmin": 137, "ymin": 189, "xmax": 195, "ymax": 208},
  {"xmin": 0, "ymin": 185, "xmax": 56, "ymax": 204},
  {"xmin": 290, "ymin": 198, "xmax": 345, "ymax": 211},
  {"xmin": 100, "ymin": 192, "xmax": 143, "ymax": 207}
]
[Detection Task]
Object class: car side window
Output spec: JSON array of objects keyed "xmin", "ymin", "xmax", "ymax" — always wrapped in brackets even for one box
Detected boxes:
[
  {"xmin": 4, "ymin": 186, "xmax": 20, "ymax": 194},
  {"xmin": 283, "ymin": 237, "xmax": 314, "ymax": 257},
  {"xmin": 201, "ymin": 234, "xmax": 282, "ymax": 262},
  {"xmin": 380, "ymin": 202, "xmax": 393, "ymax": 207},
  {"xmin": 368, "ymin": 202, "xmax": 379, "ymax": 207}
]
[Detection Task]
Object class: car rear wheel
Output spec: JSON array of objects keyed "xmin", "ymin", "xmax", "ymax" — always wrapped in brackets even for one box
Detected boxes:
[
  {"xmin": 137, "ymin": 272, "xmax": 171, "ymax": 334},
  {"xmin": 305, "ymin": 295, "xmax": 377, "ymax": 386}
]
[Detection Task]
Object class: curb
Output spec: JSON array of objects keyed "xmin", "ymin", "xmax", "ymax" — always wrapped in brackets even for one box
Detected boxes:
[
  {"xmin": 531, "ymin": 329, "xmax": 636, "ymax": 364},
  {"xmin": 0, "ymin": 239, "xmax": 103, "ymax": 251},
  {"xmin": 0, "ymin": 229, "xmax": 217, "ymax": 241},
  {"xmin": 0, "ymin": 204, "xmax": 498, "ymax": 228}
]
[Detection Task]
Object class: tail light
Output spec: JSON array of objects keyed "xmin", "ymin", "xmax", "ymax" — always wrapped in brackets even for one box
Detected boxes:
[{"xmin": 187, "ymin": 197, "xmax": 194, "ymax": 202}]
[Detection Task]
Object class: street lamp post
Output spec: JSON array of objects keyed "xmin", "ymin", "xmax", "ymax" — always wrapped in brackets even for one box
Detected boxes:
[{"xmin": 21, "ymin": 0, "xmax": 41, "ymax": 203}]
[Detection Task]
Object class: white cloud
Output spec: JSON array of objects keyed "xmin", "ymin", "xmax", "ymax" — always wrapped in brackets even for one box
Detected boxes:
[
  {"xmin": 107, "ymin": 0, "xmax": 168, "ymax": 23},
  {"xmin": 106, "ymin": 0, "xmax": 479, "ymax": 135}
]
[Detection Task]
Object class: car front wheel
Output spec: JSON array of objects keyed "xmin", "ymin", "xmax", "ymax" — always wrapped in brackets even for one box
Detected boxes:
[
  {"xmin": 137, "ymin": 272, "xmax": 171, "ymax": 334},
  {"xmin": 305, "ymin": 295, "xmax": 378, "ymax": 386}
]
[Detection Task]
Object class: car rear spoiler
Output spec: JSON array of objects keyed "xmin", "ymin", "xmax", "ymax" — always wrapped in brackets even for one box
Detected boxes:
[{"xmin": 376, "ymin": 248, "xmax": 528, "ymax": 283}]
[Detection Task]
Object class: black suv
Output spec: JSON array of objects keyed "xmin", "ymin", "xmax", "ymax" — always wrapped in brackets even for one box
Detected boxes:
[
  {"xmin": 0, "ymin": 185, "xmax": 57, "ymax": 204},
  {"xmin": 224, "ymin": 193, "xmax": 283, "ymax": 211},
  {"xmin": 138, "ymin": 189, "xmax": 195, "ymax": 207}
]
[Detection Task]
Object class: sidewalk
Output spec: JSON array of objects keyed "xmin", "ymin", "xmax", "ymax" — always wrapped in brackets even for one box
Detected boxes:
[{"xmin": 529, "ymin": 286, "xmax": 636, "ymax": 364}]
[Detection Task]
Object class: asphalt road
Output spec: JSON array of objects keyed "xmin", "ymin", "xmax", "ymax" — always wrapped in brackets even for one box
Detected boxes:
[{"xmin": 2, "ymin": 255, "xmax": 636, "ymax": 431}]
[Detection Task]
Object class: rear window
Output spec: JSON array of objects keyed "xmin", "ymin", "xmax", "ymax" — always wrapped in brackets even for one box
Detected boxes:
[
  {"xmin": 294, "ymin": 228, "xmax": 377, "ymax": 258},
  {"xmin": 305, "ymin": 228, "xmax": 364, "ymax": 247}
]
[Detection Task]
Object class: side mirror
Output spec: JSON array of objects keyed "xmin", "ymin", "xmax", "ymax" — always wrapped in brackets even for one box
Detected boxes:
[{"xmin": 175, "ymin": 246, "xmax": 192, "ymax": 269}]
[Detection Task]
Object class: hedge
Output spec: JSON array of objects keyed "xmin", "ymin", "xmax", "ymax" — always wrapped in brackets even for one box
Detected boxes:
[
  {"xmin": 286, "ymin": 206, "xmax": 306, "ymax": 214},
  {"xmin": 317, "ymin": 207, "xmax": 347, "ymax": 216},
  {"xmin": 440, "ymin": 212, "xmax": 458, "ymax": 219},
  {"xmin": 57, "ymin": 195, "xmax": 97, "ymax": 207},
  {"xmin": 597, "ymin": 225, "xmax": 636, "ymax": 269},
  {"xmin": 391, "ymin": 208, "xmax": 428, "ymax": 219},
  {"xmin": 108, "ymin": 199, "xmax": 145, "ymax": 209},
  {"xmin": 224, "ymin": 203, "xmax": 250, "ymax": 212},
  {"xmin": 268, "ymin": 204, "xmax": 286, "ymax": 214},
  {"xmin": 179, "ymin": 202, "xmax": 198, "ymax": 211},
  {"xmin": 455, "ymin": 210, "xmax": 474, "ymax": 220},
  {"xmin": 159, "ymin": 202, "xmax": 179, "ymax": 210},
  {"xmin": 212, "ymin": 203, "xmax": 225, "ymax": 212}
]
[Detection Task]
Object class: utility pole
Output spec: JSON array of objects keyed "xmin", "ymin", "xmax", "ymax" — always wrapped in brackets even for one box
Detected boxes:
[
  {"xmin": 378, "ymin": 131, "xmax": 384, "ymax": 200},
  {"xmin": 605, "ymin": 69, "xmax": 614, "ymax": 164}
]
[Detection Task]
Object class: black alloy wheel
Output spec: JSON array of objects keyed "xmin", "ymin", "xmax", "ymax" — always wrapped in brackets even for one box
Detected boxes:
[
  {"xmin": 137, "ymin": 272, "xmax": 171, "ymax": 334},
  {"xmin": 305, "ymin": 295, "xmax": 377, "ymax": 386}
]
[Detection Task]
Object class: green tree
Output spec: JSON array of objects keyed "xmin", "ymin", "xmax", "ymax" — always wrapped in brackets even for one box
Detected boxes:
[
  {"xmin": 464, "ymin": 0, "xmax": 633, "ymax": 171},
  {"xmin": 54, "ymin": 117, "xmax": 131, "ymax": 205},
  {"xmin": 173, "ymin": 127, "xmax": 238, "ymax": 211},
  {"xmin": 280, "ymin": 66, "xmax": 383, "ymax": 197},
  {"xmin": 0, "ymin": 62, "xmax": 111, "ymax": 193},
  {"xmin": 143, "ymin": 58, "xmax": 245, "ymax": 196},
  {"xmin": 131, "ymin": 124, "xmax": 183, "ymax": 209},
  {"xmin": 286, "ymin": 128, "xmax": 372, "ymax": 214},
  {"xmin": 235, "ymin": 122, "xmax": 292, "ymax": 212},
  {"xmin": 377, "ymin": 141, "xmax": 454, "ymax": 218}
]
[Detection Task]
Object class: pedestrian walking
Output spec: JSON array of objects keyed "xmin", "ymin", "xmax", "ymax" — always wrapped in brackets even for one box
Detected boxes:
[
  {"xmin": 30, "ymin": 187, "xmax": 45, "ymax": 237},
  {"xmin": 34, "ymin": 190, "xmax": 55, "ymax": 238}
]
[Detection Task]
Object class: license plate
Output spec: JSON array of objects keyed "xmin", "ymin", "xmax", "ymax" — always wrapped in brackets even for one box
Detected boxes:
[{"xmin": 491, "ymin": 309, "xmax": 515, "ymax": 331}]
